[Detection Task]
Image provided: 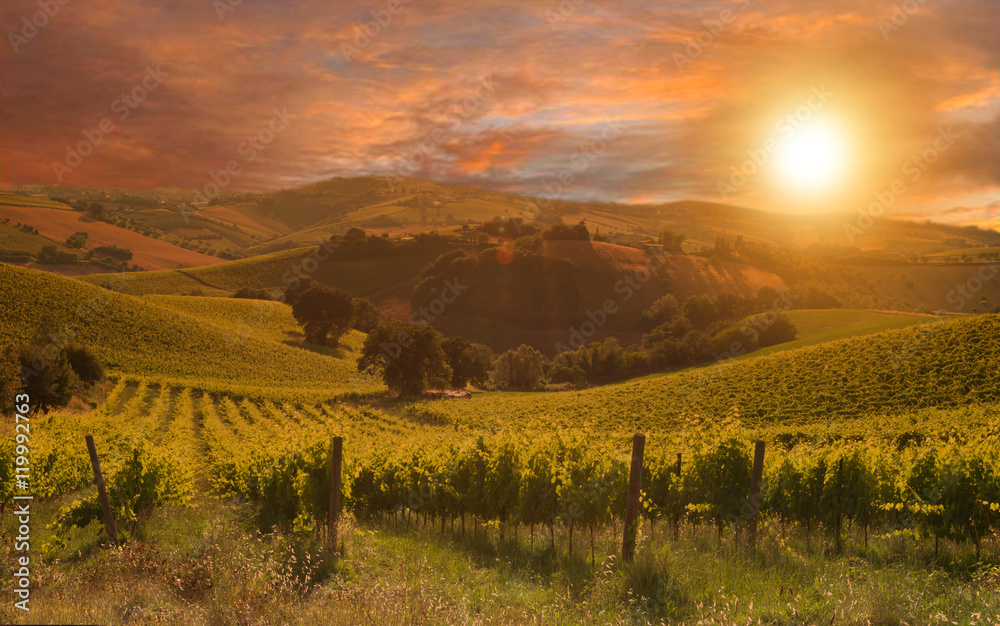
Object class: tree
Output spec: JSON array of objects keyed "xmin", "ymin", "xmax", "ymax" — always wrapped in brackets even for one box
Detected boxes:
[
  {"xmin": 442, "ymin": 337, "xmax": 494, "ymax": 388},
  {"xmin": 541, "ymin": 223, "xmax": 589, "ymax": 241},
  {"xmin": 65, "ymin": 232, "xmax": 89, "ymax": 248},
  {"xmin": 291, "ymin": 285, "xmax": 355, "ymax": 346},
  {"xmin": 64, "ymin": 344, "xmax": 105, "ymax": 386},
  {"xmin": 490, "ymin": 344, "xmax": 546, "ymax": 391},
  {"xmin": 351, "ymin": 297, "xmax": 385, "ymax": 333},
  {"xmin": 681, "ymin": 294, "xmax": 718, "ymax": 329},
  {"xmin": 358, "ymin": 319, "xmax": 452, "ymax": 396},
  {"xmin": 0, "ymin": 344, "xmax": 23, "ymax": 415},
  {"xmin": 345, "ymin": 227, "xmax": 367, "ymax": 241},
  {"xmin": 37, "ymin": 245, "xmax": 78, "ymax": 264},
  {"xmin": 85, "ymin": 203, "xmax": 105, "ymax": 219},
  {"xmin": 19, "ymin": 347, "xmax": 77, "ymax": 414},
  {"xmin": 642, "ymin": 294, "xmax": 679, "ymax": 327},
  {"xmin": 658, "ymin": 230, "xmax": 686, "ymax": 253}
]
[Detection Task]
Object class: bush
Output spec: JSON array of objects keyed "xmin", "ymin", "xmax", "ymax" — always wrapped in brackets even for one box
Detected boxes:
[
  {"xmin": 92, "ymin": 245, "xmax": 133, "ymax": 261},
  {"xmin": 232, "ymin": 287, "xmax": 275, "ymax": 301},
  {"xmin": 64, "ymin": 344, "xmax": 105, "ymax": 386},
  {"xmin": 18, "ymin": 347, "xmax": 77, "ymax": 413},
  {"xmin": 36, "ymin": 245, "xmax": 78, "ymax": 264}
]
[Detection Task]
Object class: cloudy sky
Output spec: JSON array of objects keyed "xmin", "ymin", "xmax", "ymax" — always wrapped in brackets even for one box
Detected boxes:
[{"xmin": 1, "ymin": 0, "xmax": 997, "ymax": 227}]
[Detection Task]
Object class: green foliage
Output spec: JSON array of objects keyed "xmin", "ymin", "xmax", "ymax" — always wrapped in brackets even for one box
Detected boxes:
[
  {"xmin": 441, "ymin": 336, "xmax": 493, "ymax": 388},
  {"xmin": 0, "ymin": 344, "xmax": 23, "ymax": 415},
  {"xmin": 358, "ymin": 319, "xmax": 452, "ymax": 396},
  {"xmin": 541, "ymin": 222, "xmax": 590, "ymax": 241},
  {"xmin": 19, "ymin": 346, "xmax": 77, "ymax": 413},
  {"xmin": 92, "ymin": 244, "xmax": 133, "ymax": 261},
  {"xmin": 64, "ymin": 343, "xmax": 105, "ymax": 386},
  {"xmin": 291, "ymin": 285, "xmax": 355, "ymax": 346},
  {"xmin": 37, "ymin": 245, "xmax": 78, "ymax": 264},
  {"xmin": 51, "ymin": 440, "xmax": 190, "ymax": 541},
  {"xmin": 490, "ymin": 344, "xmax": 546, "ymax": 391}
]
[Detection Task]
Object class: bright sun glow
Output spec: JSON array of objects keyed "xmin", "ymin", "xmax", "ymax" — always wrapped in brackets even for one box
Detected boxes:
[{"xmin": 773, "ymin": 121, "xmax": 848, "ymax": 193}]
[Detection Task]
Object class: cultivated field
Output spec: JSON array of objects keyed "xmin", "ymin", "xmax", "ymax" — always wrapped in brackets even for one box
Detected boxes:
[{"xmin": 0, "ymin": 205, "xmax": 222, "ymax": 271}]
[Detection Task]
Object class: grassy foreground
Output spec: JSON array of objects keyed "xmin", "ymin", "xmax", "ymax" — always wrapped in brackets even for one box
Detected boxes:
[{"xmin": 1, "ymin": 491, "xmax": 997, "ymax": 625}]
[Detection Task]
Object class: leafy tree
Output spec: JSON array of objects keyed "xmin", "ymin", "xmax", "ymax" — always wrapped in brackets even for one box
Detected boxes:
[
  {"xmin": 490, "ymin": 344, "xmax": 546, "ymax": 391},
  {"xmin": 541, "ymin": 222, "xmax": 589, "ymax": 241},
  {"xmin": 18, "ymin": 347, "xmax": 77, "ymax": 414},
  {"xmin": 681, "ymin": 294, "xmax": 718, "ymax": 329},
  {"xmin": 0, "ymin": 344, "xmax": 24, "ymax": 414},
  {"xmin": 291, "ymin": 285, "xmax": 355, "ymax": 346},
  {"xmin": 37, "ymin": 245, "xmax": 78, "ymax": 264},
  {"xmin": 345, "ymin": 227, "xmax": 367, "ymax": 241},
  {"xmin": 350, "ymin": 297, "xmax": 385, "ymax": 333},
  {"xmin": 64, "ymin": 344, "xmax": 105, "ymax": 386},
  {"xmin": 65, "ymin": 231, "xmax": 89, "ymax": 248},
  {"xmin": 642, "ymin": 294, "xmax": 679, "ymax": 327},
  {"xmin": 441, "ymin": 336, "xmax": 494, "ymax": 388},
  {"xmin": 658, "ymin": 229, "xmax": 686, "ymax": 253},
  {"xmin": 358, "ymin": 319, "xmax": 452, "ymax": 396},
  {"xmin": 85, "ymin": 202, "xmax": 105, "ymax": 219}
]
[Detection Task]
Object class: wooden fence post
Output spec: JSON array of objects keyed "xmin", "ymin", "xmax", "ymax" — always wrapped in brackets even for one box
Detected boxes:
[
  {"xmin": 622, "ymin": 433, "xmax": 645, "ymax": 563},
  {"xmin": 329, "ymin": 436, "xmax": 343, "ymax": 553},
  {"xmin": 747, "ymin": 440, "xmax": 765, "ymax": 548},
  {"xmin": 673, "ymin": 452, "xmax": 681, "ymax": 541},
  {"xmin": 85, "ymin": 435, "xmax": 120, "ymax": 546},
  {"xmin": 835, "ymin": 457, "xmax": 843, "ymax": 551}
]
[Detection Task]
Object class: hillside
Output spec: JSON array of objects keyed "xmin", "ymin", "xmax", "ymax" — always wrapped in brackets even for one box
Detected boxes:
[
  {"xmin": 80, "ymin": 242, "xmax": 451, "ymax": 298},
  {"xmin": 0, "ymin": 204, "xmax": 222, "ymax": 271},
  {"xmin": 0, "ymin": 265, "xmax": 381, "ymax": 399},
  {"xmin": 410, "ymin": 313, "xmax": 1000, "ymax": 431}
]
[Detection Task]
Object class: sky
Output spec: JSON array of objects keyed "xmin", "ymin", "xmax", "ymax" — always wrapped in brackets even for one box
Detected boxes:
[{"xmin": 1, "ymin": 0, "xmax": 997, "ymax": 228}]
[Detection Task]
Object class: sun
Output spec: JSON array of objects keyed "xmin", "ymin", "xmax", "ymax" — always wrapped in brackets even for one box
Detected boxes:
[{"xmin": 773, "ymin": 120, "xmax": 849, "ymax": 193}]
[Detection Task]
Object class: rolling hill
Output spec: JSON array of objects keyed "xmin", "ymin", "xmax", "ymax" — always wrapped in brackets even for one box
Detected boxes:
[
  {"xmin": 0, "ymin": 204, "xmax": 222, "ymax": 271},
  {"xmin": 0, "ymin": 264, "xmax": 382, "ymax": 399},
  {"xmin": 409, "ymin": 312, "xmax": 1000, "ymax": 432}
]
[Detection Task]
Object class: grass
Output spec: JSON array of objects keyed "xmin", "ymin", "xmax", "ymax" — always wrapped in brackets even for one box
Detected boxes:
[
  {"xmin": 748, "ymin": 309, "xmax": 937, "ymax": 358},
  {"xmin": 2, "ymin": 492, "xmax": 996, "ymax": 624}
]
